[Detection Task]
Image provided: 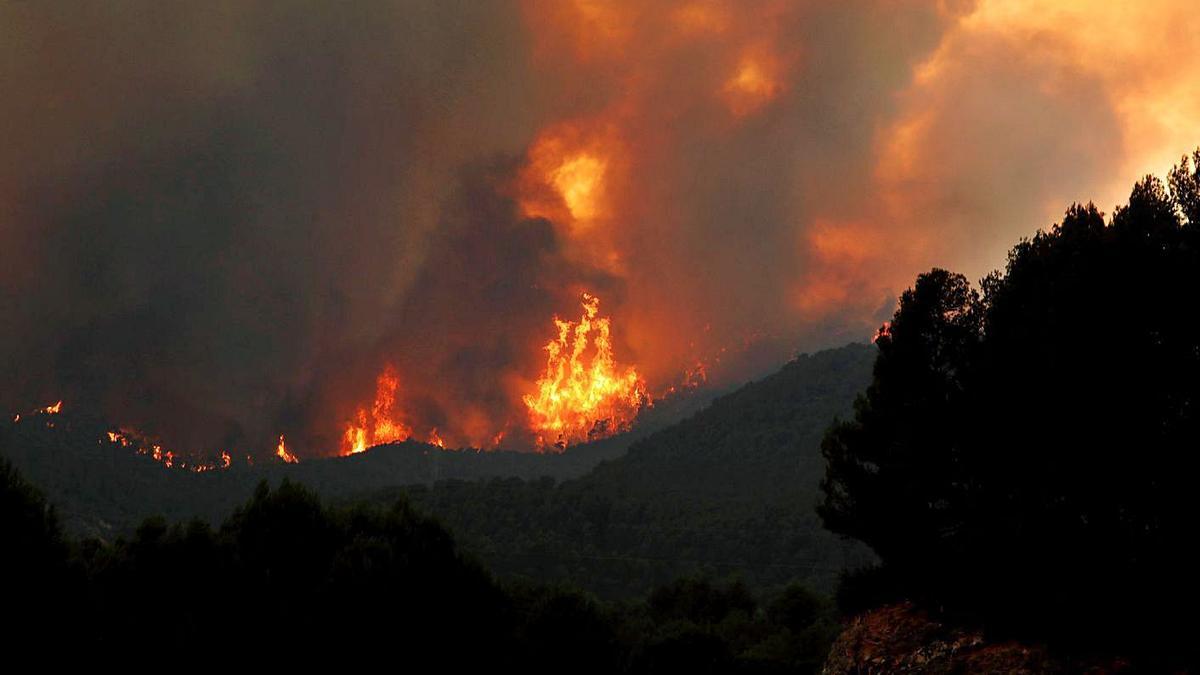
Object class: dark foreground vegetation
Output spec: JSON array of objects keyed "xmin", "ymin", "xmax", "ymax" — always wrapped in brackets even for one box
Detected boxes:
[
  {"xmin": 2, "ymin": 459, "xmax": 836, "ymax": 671},
  {"xmin": 371, "ymin": 344, "xmax": 876, "ymax": 597},
  {"xmin": 821, "ymin": 153, "xmax": 1200, "ymax": 670}
]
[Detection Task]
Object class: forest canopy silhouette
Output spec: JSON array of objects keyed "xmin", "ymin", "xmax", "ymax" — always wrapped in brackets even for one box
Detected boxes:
[
  {"xmin": 820, "ymin": 151, "xmax": 1200, "ymax": 664},
  {"xmin": 0, "ymin": 457, "xmax": 839, "ymax": 671}
]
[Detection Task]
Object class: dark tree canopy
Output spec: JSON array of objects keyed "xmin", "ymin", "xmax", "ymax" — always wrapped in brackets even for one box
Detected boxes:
[
  {"xmin": 820, "ymin": 154, "xmax": 1200, "ymax": 664},
  {"xmin": 0, "ymin": 458, "xmax": 839, "ymax": 671}
]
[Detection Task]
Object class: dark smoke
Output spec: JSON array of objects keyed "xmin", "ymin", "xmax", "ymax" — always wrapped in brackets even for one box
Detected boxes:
[{"xmin": 4, "ymin": 1, "xmax": 1186, "ymax": 455}]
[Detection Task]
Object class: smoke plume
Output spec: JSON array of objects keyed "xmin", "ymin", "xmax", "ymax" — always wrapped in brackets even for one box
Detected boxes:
[{"xmin": 3, "ymin": 1, "xmax": 1197, "ymax": 455}]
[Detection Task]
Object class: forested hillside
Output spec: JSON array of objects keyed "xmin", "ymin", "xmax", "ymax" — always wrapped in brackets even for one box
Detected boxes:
[
  {"xmin": 378, "ymin": 343, "xmax": 878, "ymax": 596},
  {"xmin": 2, "ymin": 343, "xmax": 876, "ymax": 599},
  {"xmin": 1, "ymin": 462, "xmax": 840, "ymax": 671},
  {"xmin": 0, "ymin": 384, "xmax": 714, "ymax": 538}
]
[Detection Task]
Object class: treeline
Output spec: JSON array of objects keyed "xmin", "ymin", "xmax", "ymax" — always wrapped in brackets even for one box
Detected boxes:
[
  {"xmin": 820, "ymin": 153, "xmax": 1200, "ymax": 669},
  {"xmin": 2, "ymin": 458, "xmax": 836, "ymax": 671}
]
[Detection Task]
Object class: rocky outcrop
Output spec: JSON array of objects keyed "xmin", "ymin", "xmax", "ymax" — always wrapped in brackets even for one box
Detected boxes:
[{"xmin": 822, "ymin": 603, "xmax": 1131, "ymax": 674}]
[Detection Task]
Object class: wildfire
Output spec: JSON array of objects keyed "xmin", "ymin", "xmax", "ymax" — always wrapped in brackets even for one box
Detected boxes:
[
  {"xmin": 428, "ymin": 428, "xmax": 446, "ymax": 449},
  {"xmin": 14, "ymin": 400, "xmax": 66, "ymax": 428},
  {"xmin": 873, "ymin": 321, "xmax": 892, "ymax": 344},
  {"xmin": 342, "ymin": 365, "xmax": 413, "ymax": 455},
  {"xmin": 102, "ymin": 426, "xmax": 243, "ymax": 472},
  {"xmin": 276, "ymin": 435, "xmax": 299, "ymax": 464},
  {"xmin": 12, "ymin": 400, "xmax": 64, "ymax": 424},
  {"xmin": 523, "ymin": 292, "xmax": 649, "ymax": 451}
]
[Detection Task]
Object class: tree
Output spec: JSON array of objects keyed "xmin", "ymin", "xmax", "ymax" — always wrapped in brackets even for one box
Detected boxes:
[
  {"xmin": 819, "ymin": 269, "xmax": 979, "ymax": 580},
  {"xmin": 820, "ymin": 154, "xmax": 1200, "ymax": 665}
]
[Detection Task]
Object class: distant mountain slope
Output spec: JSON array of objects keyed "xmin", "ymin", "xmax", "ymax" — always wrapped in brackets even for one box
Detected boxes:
[
  {"xmin": 2, "ymin": 342, "xmax": 878, "ymax": 598},
  {"xmin": 0, "ymin": 375, "xmax": 717, "ymax": 538},
  {"xmin": 582, "ymin": 342, "xmax": 875, "ymax": 500},
  {"xmin": 376, "ymin": 343, "xmax": 879, "ymax": 597}
]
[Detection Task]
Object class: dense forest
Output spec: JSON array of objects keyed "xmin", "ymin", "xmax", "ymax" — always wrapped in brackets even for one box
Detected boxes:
[
  {"xmin": 2, "ymin": 460, "xmax": 838, "ymax": 670},
  {"xmin": 385, "ymin": 344, "xmax": 876, "ymax": 597}
]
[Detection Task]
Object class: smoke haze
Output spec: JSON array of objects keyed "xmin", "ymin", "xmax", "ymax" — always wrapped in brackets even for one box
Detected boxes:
[{"xmin": 3, "ymin": 1, "xmax": 1197, "ymax": 455}]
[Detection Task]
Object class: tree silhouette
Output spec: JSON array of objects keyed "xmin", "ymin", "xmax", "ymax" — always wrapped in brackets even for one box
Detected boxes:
[
  {"xmin": 821, "ymin": 154, "xmax": 1200, "ymax": 666},
  {"xmin": 1, "ymin": 458, "xmax": 78, "ymax": 645}
]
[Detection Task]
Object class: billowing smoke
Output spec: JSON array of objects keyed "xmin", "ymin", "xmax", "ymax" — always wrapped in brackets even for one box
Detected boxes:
[{"xmin": 3, "ymin": 1, "xmax": 1197, "ymax": 456}]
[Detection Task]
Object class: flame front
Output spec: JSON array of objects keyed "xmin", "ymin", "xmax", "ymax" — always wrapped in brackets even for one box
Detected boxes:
[
  {"xmin": 276, "ymin": 435, "xmax": 299, "ymax": 464},
  {"xmin": 342, "ymin": 365, "xmax": 412, "ymax": 455},
  {"xmin": 428, "ymin": 428, "xmax": 446, "ymax": 449},
  {"xmin": 523, "ymin": 292, "xmax": 649, "ymax": 451},
  {"xmin": 104, "ymin": 426, "xmax": 245, "ymax": 472}
]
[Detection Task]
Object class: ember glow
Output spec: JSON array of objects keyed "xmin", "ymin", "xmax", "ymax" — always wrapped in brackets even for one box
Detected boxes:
[{"xmin": 523, "ymin": 293, "xmax": 649, "ymax": 451}]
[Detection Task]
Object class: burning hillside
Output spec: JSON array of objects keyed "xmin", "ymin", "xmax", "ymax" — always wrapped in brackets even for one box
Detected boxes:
[
  {"xmin": 523, "ymin": 293, "xmax": 650, "ymax": 451},
  {"xmin": 340, "ymin": 292, "xmax": 652, "ymax": 454}
]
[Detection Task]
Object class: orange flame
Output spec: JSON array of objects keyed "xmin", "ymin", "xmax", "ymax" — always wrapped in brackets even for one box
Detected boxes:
[
  {"xmin": 428, "ymin": 428, "xmax": 446, "ymax": 449},
  {"xmin": 523, "ymin": 292, "xmax": 649, "ymax": 451},
  {"xmin": 342, "ymin": 365, "xmax": 412, "ymax": 455},
  {"xmin": 276, "ymin": 434, "xmax": 299, "ymax": 464},
  {"xmin": 873, "ymin": 321, "xmax": 892, "ymax": 344},
  {"xmin": 103, "ymin": 426, "xmax": 239, "ymax": 472}
]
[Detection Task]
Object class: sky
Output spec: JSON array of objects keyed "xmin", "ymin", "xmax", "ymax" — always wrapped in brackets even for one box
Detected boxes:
[{"xmin": 3, "ymin": 0, "xmax": 1197, "ymax": 456}]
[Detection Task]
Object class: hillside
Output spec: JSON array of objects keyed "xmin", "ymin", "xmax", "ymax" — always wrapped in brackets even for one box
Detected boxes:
[
  {"xmin": 2, "ymin": 342, "xmax": 877, "ymax": 598},
  {"xmin": 377, "ymin": 343, "xmax": 879, "ymax": 596},
  {"xmin": 0, "ymin": 384, "xmax": 714, "ymax": 538}
]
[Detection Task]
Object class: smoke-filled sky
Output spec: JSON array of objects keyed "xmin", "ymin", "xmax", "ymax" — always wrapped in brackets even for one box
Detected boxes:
[{"xmin": 3, "ymin": 1, "xmax": 1198, "ymax": 456}]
